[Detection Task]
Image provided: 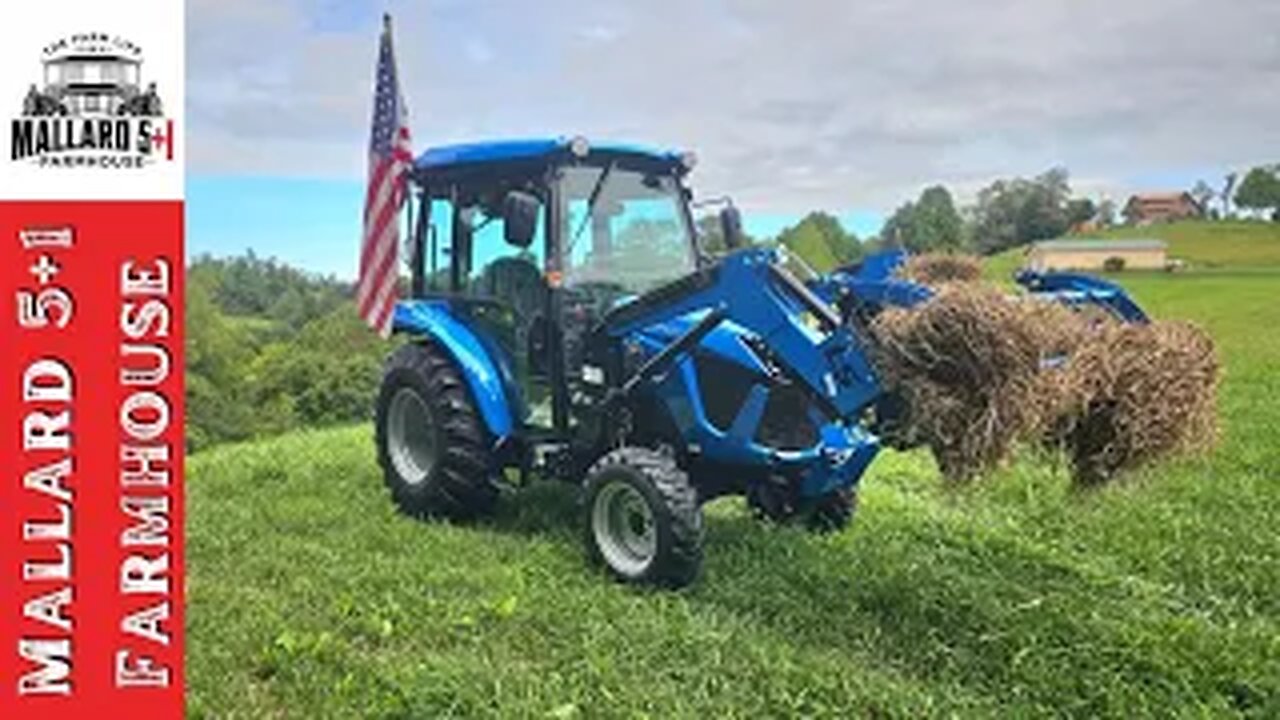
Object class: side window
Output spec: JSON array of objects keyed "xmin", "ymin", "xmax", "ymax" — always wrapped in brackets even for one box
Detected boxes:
[
  {"xmin": 421, "ymin": 186, "xmax": 547, "ymax": 300},
  {"xmin": 460, "ymin": 196, "xmax": 545, "ymax": 299},
  {"xmin": 422, "ymin": 197, "xmax": 454, "ymax": 291}
]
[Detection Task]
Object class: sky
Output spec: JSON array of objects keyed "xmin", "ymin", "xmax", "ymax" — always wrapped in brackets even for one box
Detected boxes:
[{"xmin": 187, "ymin": 0, "xmax": 1280, "ymax": 278}]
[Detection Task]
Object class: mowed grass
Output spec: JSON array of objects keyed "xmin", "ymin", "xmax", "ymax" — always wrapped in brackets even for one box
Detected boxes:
[
  {"xmin": 1090, "ymin": 220, "xmax": 1280, "ymax": 269},
  {"xmin": 188, "ymin": 268, "xmax": 1280, "ymax": 718}
]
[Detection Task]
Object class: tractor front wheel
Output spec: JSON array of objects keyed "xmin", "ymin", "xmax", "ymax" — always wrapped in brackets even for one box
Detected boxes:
[
  {"xmin": 804, "ymin": 487, "xmax": 858, "ymax": 533},
  {"xmin": 584, "ymin": 448, "xmax": 703, "ymax": 588},
  {"xmin": 375, "ymin": 343, "xmax": 499, "ymax": 520}
]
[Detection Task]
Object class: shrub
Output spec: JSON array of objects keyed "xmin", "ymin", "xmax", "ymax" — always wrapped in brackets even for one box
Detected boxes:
[{"xmin": 1102, "ymin": 256, "xmax": 1126, "ymax": 272}]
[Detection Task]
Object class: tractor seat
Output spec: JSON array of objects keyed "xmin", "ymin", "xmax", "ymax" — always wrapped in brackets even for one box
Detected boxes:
[{"xmin": 478, "ymin": 256, "xmax": 549, "ymax": 318}]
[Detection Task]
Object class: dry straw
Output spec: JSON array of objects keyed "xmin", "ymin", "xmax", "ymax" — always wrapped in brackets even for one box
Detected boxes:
[
  {"xmin": 1045, "ymin": 319, "xmax": 1219, "ymax": 484},
  {"xmin": 870, "ymin": 285, "xmax": 1046, "ymax": 480},
  {"xmin": 899, "ymin": 253, "xmax": 985, "ymax": 285},
  {"xmin": 868, "ymin": 279, "xmax": 1219, "ymax": 485}
]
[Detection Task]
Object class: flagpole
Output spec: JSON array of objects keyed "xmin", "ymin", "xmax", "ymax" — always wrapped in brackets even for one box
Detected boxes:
[{"xmin": 360, "ymin": 8, "xmax": 413, "ymax": 336}]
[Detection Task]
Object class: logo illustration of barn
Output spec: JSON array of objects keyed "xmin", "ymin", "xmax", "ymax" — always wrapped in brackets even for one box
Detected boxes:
[
  {"xmin": 24, "ymin": 34, "xmax": 164, "ymax": 118},
  {"xmin": 10, "ymin": 33, "xmax": 175, "ymax": 168}
]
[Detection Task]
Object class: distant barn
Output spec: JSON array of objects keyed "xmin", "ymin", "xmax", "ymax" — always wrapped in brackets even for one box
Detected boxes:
[
  {"xmin": 1025, "ymin": 239, "xmax": 1168, "ymax": 271},
  {"xmin": 1123, "ymin": 192, "xmax": 1203, "ymax": 225}
]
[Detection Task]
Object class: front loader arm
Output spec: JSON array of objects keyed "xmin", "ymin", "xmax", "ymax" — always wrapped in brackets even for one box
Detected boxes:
[
  {"xmin": 602, "ymin": 248, "xmax": 882, "ymax": 421},
  {"xmin": 1014, "ymin": 269, "xmax": 1149, "ymax": 323}
]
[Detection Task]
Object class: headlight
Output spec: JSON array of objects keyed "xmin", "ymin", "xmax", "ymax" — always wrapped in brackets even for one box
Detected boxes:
[{"xmin": 569, "ymin": 135, "xmax": 590, "ymax": 158}]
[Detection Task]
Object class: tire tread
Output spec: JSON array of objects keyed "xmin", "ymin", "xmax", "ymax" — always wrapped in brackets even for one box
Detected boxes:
[
  {"xmin": 585, "ymin": 447, "xmax": 703, "ymax": 587},
  {"xmin": 375, "ymin": 343, "xmax": 498, "ymax": 520}
]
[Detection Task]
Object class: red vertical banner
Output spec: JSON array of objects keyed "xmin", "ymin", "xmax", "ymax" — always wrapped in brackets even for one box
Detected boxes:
[
  {"xmin": 0, "ymin": 203, "xmax": 184, "ymax": 718},
  {"xmin": 1, "ymin": 1, "xmax": 185, "ymax": 717}
]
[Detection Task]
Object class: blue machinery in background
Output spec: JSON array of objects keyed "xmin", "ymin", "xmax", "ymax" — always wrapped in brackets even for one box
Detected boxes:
[
  {"xmin": 814, "ymin": 248, "xmax": 1148, "ymax": 322},
  {"xmin": 1013, "ymin": 268, "xmax": 1149, "ymax": 323}
]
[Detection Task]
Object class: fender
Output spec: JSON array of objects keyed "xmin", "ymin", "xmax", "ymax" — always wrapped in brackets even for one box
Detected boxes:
[{"xmin": 390, "ymin": 299, "xmax": 516, "ymax": 439}]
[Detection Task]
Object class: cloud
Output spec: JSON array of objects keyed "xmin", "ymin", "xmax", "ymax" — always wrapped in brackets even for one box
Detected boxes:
[{"xmin": 187, "ymin": 0, "xmax": 1280, "ymax": 214}]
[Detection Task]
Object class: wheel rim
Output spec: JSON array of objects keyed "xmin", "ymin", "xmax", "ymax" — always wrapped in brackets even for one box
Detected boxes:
[
  {"xmin": 592, "ymin": 480, "xmax": 657, "ymax": 577},
  {"xmin": 387, "ymin": 387, "xmax": 437, "ymax": 485}
]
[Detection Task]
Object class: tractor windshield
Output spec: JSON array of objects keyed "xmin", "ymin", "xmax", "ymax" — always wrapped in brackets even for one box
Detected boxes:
[{"xmin": 561, "ymin": 165, "xmax": 696, "ymax": 295}]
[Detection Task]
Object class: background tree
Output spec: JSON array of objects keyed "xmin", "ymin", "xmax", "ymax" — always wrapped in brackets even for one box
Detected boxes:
[
  {"xmin": 185, "ymin": 254, "xmax": 392, "ymax": 451},
  {"xmin": 694, "ymin": 212, "xmax": 757, "ymax": 254},
  {"xmin": 1015, "ymin": 182, "xmax": 1069, "ymax": 242},
  {"xmin": 1222, "ymin": 172, "xmax": 1238, "ymax": 218},
  {"xmin": 971, "ymin": 179, "xmax": 1023, "ymax": 254},
  {"xmin": 1234, "ymin": 166, "xmax": 1280, "ymax": 218},
  {"xmin": 1020, "ymin": 167, "xmax": 1071, "ymax": 239},
  {"xmin": 1096, "ymin": 198, "xmax": 1117, "ymax": 227},
  {"xmin": 1066, "ymin": 198, "xmax": 1097, "ymax": 227},
  {"xmin": 777, "ymin": 211, "xmax": 861, "ymax": 270},
  {"xmin": 883, "ymin": 185, "xmax": 964, "ymax": 253},
  {"xmin": 1191, "ymin": 180, "xmax": 1216, "ymax": 216},
  {"xmin": 971, "ymin": 167, "xmax": 1072, "ymax": 254}
]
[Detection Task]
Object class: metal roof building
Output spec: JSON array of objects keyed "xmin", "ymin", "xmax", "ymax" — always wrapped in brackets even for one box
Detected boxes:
[{"xmin": 1025, "ymin": 238, "xmax": 1168, "ymax": 271}]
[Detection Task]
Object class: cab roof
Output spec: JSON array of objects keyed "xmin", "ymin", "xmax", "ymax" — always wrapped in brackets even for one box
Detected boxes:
[{"xmin": 413, "ymin": 137, "xmax": 686, "ymax": 173}]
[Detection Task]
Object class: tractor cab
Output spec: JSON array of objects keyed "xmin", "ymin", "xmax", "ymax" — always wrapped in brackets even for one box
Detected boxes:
[{"xmin": 400, "ymin": 137, "xmax": 708, "ymax": 435}]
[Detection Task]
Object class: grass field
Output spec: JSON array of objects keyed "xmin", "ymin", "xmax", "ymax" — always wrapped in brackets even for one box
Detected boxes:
[
  {"xmin": 1090, "ymin": 220, "xmax": 1280, "ymax": 269},
  {"xmin": 188, "ymin": 228, "xmax": 1280, "ymax": 718},
  {"xmin": 985, "ymin": 220, "xmax": 1280, "ymax": 279}
]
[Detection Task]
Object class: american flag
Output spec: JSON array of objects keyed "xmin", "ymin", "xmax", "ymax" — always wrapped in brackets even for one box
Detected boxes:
[{"xmin": 358, "ymin": 14, "xmax": 413, "ymax": 337}]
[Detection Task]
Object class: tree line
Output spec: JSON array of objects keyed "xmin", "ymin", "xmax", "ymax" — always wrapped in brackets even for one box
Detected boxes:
[
  {"xmin": 698, "ymin": 167, "xmax": 1093, "ymax": 268},
  {"xmin": 882, "ymin": 167, "xmax": 1109, "ymax": 256},
  {"xmin": 755, "ymin": 161, "xmax": 1280, "ymax": 267},
  {"xmin": 186, "ymin": 252, "xmax": 392, "ymax": 451}
]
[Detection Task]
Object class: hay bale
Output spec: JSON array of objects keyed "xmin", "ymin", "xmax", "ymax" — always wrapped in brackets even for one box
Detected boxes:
[
  {"xmin": 900, "ymin": 253, "xmax": 984, "ymax": 285},
  {"xmin": 870, "ymin": 285, "xmax": 1048, "ymax": 480},
  {"xmin": 1049, "ymin": 320, "xmax": 1219, "ymax": 485},
  {"xmin": 869, "ymin": 280, "xmax": 1219, "ymax": 485}
]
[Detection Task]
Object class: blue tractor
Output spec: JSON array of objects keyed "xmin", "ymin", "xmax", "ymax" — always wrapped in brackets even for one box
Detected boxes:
[{"xmin": 374, "ymin": 136, "xmax": 1141, "ymax": 587}]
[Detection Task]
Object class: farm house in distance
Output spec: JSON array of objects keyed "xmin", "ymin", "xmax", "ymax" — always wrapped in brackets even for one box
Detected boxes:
[
  {"xmin": 1123, "ymin": 192, "xmax": 1203, "ymax": 225},
  {"xmin": 1025, "ymin": 239, "xmax": 1168, "ymax": 271}
]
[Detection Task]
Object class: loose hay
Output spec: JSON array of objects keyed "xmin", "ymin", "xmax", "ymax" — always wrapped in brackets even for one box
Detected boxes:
[
  {"xmin": 869, "ymin": 282, "xmax": 1220, "ymax": 485},
  {"xmin": 899, "ymin": 253, "xmax": 984, "ymax": 285},
  {"xmin": 870, "ymin": 285, "xmax": 1047, "ymax": 480},
  {"xmin": 1047, "ymin": 320, "xmax": 1219, "ymax": 485}
]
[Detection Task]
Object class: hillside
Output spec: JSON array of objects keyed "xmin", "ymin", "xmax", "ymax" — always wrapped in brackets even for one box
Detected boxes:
[
  {"xmin": 1089, "ymin": 220, "xmax": 1280, "ymax": 268},
  {"xmin": 188, "ymin": 263, "xmax": 1280, "ymax": 717},
  {"xmin": 984, "ymin": 220, "xmax": 1280, "ymax": 280}
]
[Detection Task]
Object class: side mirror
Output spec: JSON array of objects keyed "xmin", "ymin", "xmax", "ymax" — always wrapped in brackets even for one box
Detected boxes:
[
  {"xmin": 719, "ymin": 204, "xmax": 744, "ymax": 250},
  {"xmin": 503, "ymin": 190, "xmax": 540, "ymax": 248}
]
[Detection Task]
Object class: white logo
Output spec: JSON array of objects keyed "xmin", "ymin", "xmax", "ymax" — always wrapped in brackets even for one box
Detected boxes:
[{"xmin": 10, "ymin": 33, "xmax": 175, "ymax": 169}]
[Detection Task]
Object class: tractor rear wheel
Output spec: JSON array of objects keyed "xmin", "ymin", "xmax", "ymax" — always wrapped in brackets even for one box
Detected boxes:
[
  {"xmin": 584, "ymin": 448, "xmax": 703, "ymax": 588},
  {"xmin": 375, "ymin": 343, "xmax": 498, "ymax": 520}
]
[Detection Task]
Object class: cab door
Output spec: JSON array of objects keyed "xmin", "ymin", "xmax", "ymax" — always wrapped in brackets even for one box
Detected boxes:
[{"xmin": 423, "ymin": 181, "xmax": 555, "ymax": 430}]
